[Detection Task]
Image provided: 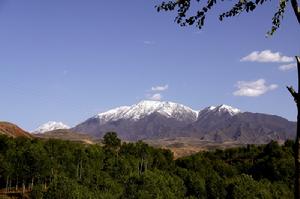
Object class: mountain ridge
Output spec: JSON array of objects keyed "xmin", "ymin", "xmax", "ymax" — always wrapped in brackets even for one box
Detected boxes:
[
  {"xmin": 72, "ymin": 100, "xmax": 295, "ymax": 143},
  {"xmin": 95, "ymin": 100, "xmax": 199, "ymax": 123}
]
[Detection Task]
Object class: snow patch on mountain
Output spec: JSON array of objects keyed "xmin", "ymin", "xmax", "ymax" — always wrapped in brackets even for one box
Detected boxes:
[
  {"xmin": 96, "ymin": 100, "xmax": 199, "ymax": 123},
  {"xmin": 199, "ymin": 104, "xmax": 241, "ymax": 118},
  {"xmin": 93, "ymin": 101, "xmax": 242, "ymax": 125},
  {"xmin": 214, "ymin": 104, "xmax": 241, "ymax": 115},
  {"xmin": 97, "ymin": 106, "xmax": 131, "ymax": 123},
  {"xmin": 33, "ymin": 121, "xmax": 70, "ymax": 134}
]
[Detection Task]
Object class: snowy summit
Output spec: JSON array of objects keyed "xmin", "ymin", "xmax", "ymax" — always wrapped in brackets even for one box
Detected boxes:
[
  {"xmin": 95, "ymin": 100, "xmax": 242, "ymax": 124},
  {"xmin": 213, "ymin": 104, "xmax": 241, "ymax": 116},
  {"xmin": 199, "ymin": 104, "xmax": 241, "ymax": 117},
  {"xmin": 33, "ymin": 121, "xmax": 70, "ymax": 134},
  {"xmin": 96, "ymin": 100, "xmax": 199, "ymax": 123}
]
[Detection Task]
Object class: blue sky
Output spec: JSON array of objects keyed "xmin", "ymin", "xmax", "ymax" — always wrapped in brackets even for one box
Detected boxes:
[{"xmin": 0, "ymin": 0, "xmax": 299, "ymax": 131}]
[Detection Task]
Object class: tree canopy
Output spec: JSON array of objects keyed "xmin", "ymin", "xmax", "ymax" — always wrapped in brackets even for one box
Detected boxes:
[
  {"xmin": 156, "ymin": 0, "xmax": 300, "ymax": 35},
  {"xmin": 103, "ymin": 132, "xmax": 121, "ymax": 151},
  {"xmin": 0, "ymin": 133, "xmax": 296, "ymax": 198}
]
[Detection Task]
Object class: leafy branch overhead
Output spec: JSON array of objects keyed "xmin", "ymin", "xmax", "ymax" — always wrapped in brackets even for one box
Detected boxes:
[{"xmin": 156, "ymin": 0, "xmax": 300, "ymax": 35}]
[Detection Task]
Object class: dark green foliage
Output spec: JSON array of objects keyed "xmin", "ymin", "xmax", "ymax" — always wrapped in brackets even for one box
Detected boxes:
[
  {"xmin": 0, "ymin": 133, "xmax": 295, "ymax": 198},
  {"xmin": 123, "ymin": 170, "xmax": 185, "ymax": 199},
  {"xmin": 156, "ymin": 0, "xmax": 291, "ymax": 35},
  {"xmin": 103, "ymin": 132, "xmax": 121, "ymax": 151},
  {"xmin": 30, "ymin": 184, "xmax": 45, "ymax": 199},
  {"xmin": 225, "ymin": 174, "xmax": 272, "ymax": 199}
]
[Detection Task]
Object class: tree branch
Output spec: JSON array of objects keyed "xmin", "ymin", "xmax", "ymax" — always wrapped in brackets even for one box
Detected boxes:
[
  {"xmin": 297, "ymin": 56, "xmax": 300, "ymax": 64},
  {"xmin": 291, "ymin": 0, "xmax": 300, "ymax": 24},
  {"xmin": 287, "ymin": 85, "xmax": 300, "ymax": 105},
  {"xmin": 287, "ymin": 56, "xmax": 300, "ymax": 104},
  {"xmin": 288, "ymin": 86, "xmax": 298, "ymax": 99}
]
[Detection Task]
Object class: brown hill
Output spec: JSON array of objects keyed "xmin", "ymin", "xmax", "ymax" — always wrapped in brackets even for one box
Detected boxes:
[
  {"xmin": 0, "ymin": 122, "xmax": 32, "ymax": 138},
  {"xmin": 35, "ymin": 129, "xmax": 97, "ymax": 144}
]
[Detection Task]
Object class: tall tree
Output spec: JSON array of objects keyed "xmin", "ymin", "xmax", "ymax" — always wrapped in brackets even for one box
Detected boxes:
[
  {"xmin": 156, "ymin": 0, "xmax": 300, "ymax": 197},
  {"xmin": 103, "ymin": 132, "xmax": 121, "ymax": 151}
]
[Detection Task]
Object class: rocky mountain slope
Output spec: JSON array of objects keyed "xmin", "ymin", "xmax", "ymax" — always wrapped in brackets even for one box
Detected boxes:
[
  {"xmin": 182, "ymin": 111, "xmax": 295, "ymax": 144},
  {"xmin": 72, "ymin": 100, "xmax": 296, "ymax": 144},
  {"xmin": 73, "ymin": 101, "xmax": 198, "ymax": 140}
]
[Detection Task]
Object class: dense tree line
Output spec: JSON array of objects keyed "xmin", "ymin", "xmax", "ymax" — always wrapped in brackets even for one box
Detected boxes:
[{"xmin": 0, "ymin": 132, "xmax": 295, "ymax": 198}]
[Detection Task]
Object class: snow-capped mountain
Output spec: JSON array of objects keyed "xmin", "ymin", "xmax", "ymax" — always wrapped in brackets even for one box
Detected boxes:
[
  {"xmin": 72, "ymin": 100, "xmax": 295, "ymax": 143},
  {"xmin": 198, "ymin": 104, "xmax": 241, "ymax": 119},
  {"xmin": 97, "ymin": 106, "xmax": 131, "ymax": 123},
  {"xmin": 73, "ymin": 100, "xmax": 199, "ymax": 139},
  {"xmin": 211, "ymin": 104, "xmax": 241, "ymax": 116},
  {"xmin": 96, "ymin": 100, "xmax": 198, "ymax": 123},
  {"xmin": 33, "ymin": 121, "xmax": 70, "ymax": 134}
]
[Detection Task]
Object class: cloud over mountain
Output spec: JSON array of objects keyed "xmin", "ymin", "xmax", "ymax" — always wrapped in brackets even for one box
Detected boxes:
[
  {"xmin": 151, "ymin": 84, "xmax": 169, "ymax": 92},
  {"xmin": 279, "ymin": 63, "xmax": 297, "ymax": 71},
  {"xmin": 233, "ymin": 79, "xmax": 278, "ymax": 97},
  {"xmin": 146, "ymin": 84, "xmax": 169, "ymax": 101},
  {"xmin": 149, "ymin": 93, "xmax": 163, "ymax": 101},
  {"xmin": 241, "ymin": 50, "xmax": 293, "ymax": 63}
]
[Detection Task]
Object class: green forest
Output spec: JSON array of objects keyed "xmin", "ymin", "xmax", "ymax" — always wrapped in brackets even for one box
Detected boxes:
[{"xmin": 0, "ymin": 132, "xmax": 295, "ymax": 199}]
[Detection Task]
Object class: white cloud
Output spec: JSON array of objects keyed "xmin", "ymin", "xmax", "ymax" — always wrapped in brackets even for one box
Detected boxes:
[
  {"xmin": 151, "ymin": 84, "xmax": 169, "ymax": 92},
  {"xmin": 233, "ymin": 79, "xmax": 278, "ymax": 97},
  {"xmin": 146, "ymin": 84, "xmax": 168, "ymax": 101},
  {"xmin": 279, "ymin": 63, "xmax": 297, "ymax": 71},
  {"xmin": 148, "ymin": 93, "xmax": 162, "ymax": 101},
  {"xmin": 240, "ymin": 50, "xmax": 293, "ymax": 63}
]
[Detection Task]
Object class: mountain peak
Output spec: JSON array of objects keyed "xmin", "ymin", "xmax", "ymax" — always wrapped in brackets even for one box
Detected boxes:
[
  {"xmin": 96, "ymin": 100, "xmax": 198, "ymax": 123},
  {"xmin": 97, "ymin": 106, "xmax": 131, "ymax": 122},
  {"xmin": 33, "ymin": 121, "xmax": 70, "ymax": 134},
  {"xmin": 215, "ymin": 104, "xmax": 241, "ymax": 115},
  {"xmin": 199, "ymin": 104, "xmax": 241, "ymax": 118},
  {"xmin": 136, "ymin": 100, "xmax": 180, "ymax": 107},
  {"xmin": 131, "ymin": 100, "xmax": 198, "ymax": 120},
  {"xmin": 95, "ymin": 101, "xmax": 241, "ymax": 123},
  {"xmin": 207, "ymin": 106, "xmax": 216, "ymax": 111}
]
